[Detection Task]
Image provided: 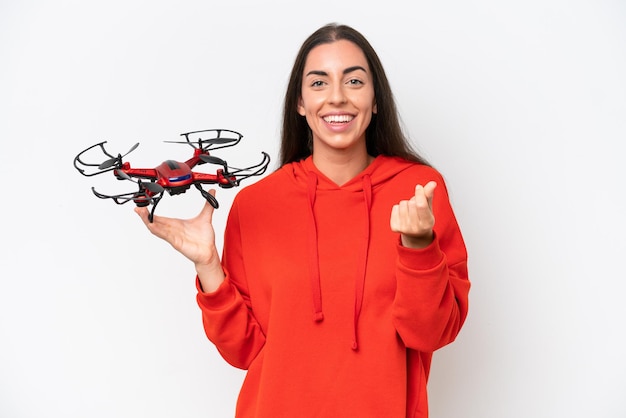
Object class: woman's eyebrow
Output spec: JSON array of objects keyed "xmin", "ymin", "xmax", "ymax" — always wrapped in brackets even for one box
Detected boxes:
[
  {"xmin": 343, "ymin": 65, "xmax": 367, "ymax": 75},
  {"xmin": 305, "ymin": 66, "xmax": 368, "ymax": 77}
]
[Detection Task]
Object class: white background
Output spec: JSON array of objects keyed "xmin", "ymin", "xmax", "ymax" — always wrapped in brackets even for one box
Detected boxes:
[{"xmin": 1, "ymin": 1, "xmax": 625, "ymax": 417}]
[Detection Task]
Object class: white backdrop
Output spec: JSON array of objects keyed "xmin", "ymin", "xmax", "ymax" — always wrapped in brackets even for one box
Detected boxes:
[{"xmin": 1, "ymin": 1, "xmax": 625, "ymax": 417}]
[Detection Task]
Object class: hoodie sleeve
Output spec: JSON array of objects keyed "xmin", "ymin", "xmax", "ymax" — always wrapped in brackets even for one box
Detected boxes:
[
  {"xmin": 391, "ymin": 173, "xmax": 470, "ymax": 353},
  {"xmin": 196, "ymin": 197, "xmax": 266, "ymax": 369}
]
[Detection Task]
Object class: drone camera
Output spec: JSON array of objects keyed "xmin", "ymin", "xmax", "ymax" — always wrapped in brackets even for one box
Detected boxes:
[{"xmin": 167, "ymin": 185, "xmax": 192, "ymax": 196}]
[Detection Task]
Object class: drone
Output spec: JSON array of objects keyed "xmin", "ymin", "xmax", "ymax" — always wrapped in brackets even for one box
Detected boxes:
[{"xmin": 73, "ymin": 128, "xmax": 270, "ymax": 222}]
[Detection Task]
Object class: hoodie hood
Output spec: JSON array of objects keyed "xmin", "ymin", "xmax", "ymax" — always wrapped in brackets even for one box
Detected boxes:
[
  {"xmin": 291, "ymin": 154, "xmax": 415, "ymax": 193},
  {"xmin": 288, "ymin": 155, "xmax": 415, "ymax": 350}
]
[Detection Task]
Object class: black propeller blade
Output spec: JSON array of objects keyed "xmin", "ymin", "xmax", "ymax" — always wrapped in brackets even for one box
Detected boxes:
[
  {"xmin": 140, "ymin": 181, "xmax": 164, "ymax": 194},
  {"xmin": 164, "ymin": 137, "xmax": 237, "ymax": 145},
  {"xmin": 199, "ymin": 155, "xmax": 228, "ymax": 166},
  {"xmin": 115, "ymin": 170, "xmax": 165, "ymax": 193},
  {"xmin": 98, "ymin": 142, "xmax": 139, "ymax": 169}
]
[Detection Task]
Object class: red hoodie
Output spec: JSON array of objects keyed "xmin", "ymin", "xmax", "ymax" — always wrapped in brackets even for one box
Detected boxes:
[{"xmin": 196, "ymin": 155, "xmax": 470, "ymax": 418}]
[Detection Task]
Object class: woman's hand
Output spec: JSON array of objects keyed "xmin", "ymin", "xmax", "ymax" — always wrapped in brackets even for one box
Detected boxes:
[
  {"xmin": 390, "ymin": 181, "xmax": 437, "ymax": 249},
  {"xmin": 135, "ymin": 189, "xmax": 225, "ymax": 291}
]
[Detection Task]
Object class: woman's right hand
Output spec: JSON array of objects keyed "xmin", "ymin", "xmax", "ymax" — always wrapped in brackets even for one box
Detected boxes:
[{"xmin": 135, "ymin": 189, "xmax": 225, "ymax": 291}]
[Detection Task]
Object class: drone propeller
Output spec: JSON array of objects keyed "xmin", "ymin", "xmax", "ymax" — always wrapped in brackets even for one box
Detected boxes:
[
  {"xmin": 198, "ymin": 154, "xmax": 238, "ymax": 187},
  {"xmin": 115, "ymin": 170, "xmax": 165, "ymax": 194},
  {"xmin": 98, "ymin": 142, "xmax": 140, "ymax": 170},
  {"xmin": 199, "ymin": 154, "xmax": 228, "ymax": 167},
  {"xmin": 141, "ymin": 181, "xmax": 164, "ymax": 194},
  {"xmin": 165, "ymin": 129, "xmax": 243, "ymax": 151},
  {"xmin": 164, "ymin": 137, "xmax": 236, "ymax": 145}
]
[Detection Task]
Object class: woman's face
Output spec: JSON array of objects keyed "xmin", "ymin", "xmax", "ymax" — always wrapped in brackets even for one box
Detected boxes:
[{"xmin": 298, "ymin": 39, "xmax": 377, "ymax": 158}]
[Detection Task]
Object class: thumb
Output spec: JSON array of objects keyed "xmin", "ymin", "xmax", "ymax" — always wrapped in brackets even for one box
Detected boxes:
[
  {"xmin": 424, "ymin": 181, "xmax": 437, "ymax": 208},
  {"xmin": 198, "ymin": 189, "xmax": 218, "ymax": 221}
]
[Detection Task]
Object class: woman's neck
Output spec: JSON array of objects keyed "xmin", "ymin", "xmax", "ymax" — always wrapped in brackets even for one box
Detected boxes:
[{"xmin": 312, "ymin": 148, "xmax": 374, "ymax": 186}]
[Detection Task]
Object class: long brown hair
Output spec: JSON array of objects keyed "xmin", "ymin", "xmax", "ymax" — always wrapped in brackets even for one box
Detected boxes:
[{"xmin": 279, "ymin": 23, "xmax": 429, "ymax": 167}]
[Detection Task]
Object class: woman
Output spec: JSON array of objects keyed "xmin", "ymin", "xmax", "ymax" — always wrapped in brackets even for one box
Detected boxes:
[{"xmin": 137, "ymin": 23, "xmax": 470, "ymax": 418}]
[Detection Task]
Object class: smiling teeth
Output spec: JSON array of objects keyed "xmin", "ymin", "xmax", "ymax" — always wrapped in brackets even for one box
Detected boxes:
[{"xmin": 324, "ymin": 115, "xmax": 353, "ymax": 123}]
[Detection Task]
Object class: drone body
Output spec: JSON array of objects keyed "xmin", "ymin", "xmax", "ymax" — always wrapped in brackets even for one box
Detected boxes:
[{"xmin": 73, "ymin": 129, "xmax": 270, "ymax": 221}]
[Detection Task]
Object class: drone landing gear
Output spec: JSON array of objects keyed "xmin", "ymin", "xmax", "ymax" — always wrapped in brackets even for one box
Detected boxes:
[
  {"xmin": 146, "ymin": 194, "xmax": 163, "ymax": 223},
  {"xmin": 194, "ymin": 183, "xmax": 219, "ymax": 209}
]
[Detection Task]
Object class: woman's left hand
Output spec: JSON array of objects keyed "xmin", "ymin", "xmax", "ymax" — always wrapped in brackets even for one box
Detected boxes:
[{"xmin": 390, "ymin": 181, "xmax": 437, "ymax": 249}]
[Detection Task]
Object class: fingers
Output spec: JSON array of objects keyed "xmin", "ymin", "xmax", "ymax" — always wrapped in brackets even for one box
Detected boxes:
[
  {"xmin": 417, "ymin": 181, "xmax": 436, "ymax": 210},
  {"xmin": 389, "ymin": 181, "xmax": 437, "ymax": 247},
  {"xmin": 134, "ymin": 206, "xmax": 170, "ymax": 241},
  {"xmin": 134, "ymin": 206, "xmax": 152, "ymax": 226},
  {"xmin": 402, "ymin": 181, "xmax": 437, "ymax": 220},
  {"xmin": 131, "ymin": 191, "xmax": 221, "ymax": 265},
  {"xmin": 134, "ymin": 189, "xmax": 217, "ymax": 224}
]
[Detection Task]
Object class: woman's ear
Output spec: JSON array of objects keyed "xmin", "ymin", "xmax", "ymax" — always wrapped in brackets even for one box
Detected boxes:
[
  {"xmin": 297, "ymin": 98, "xmax": 306, "ymax": 116},
  {"xmin": 373, "ymin": 101, "xmax": 378, "ymax": 114}
]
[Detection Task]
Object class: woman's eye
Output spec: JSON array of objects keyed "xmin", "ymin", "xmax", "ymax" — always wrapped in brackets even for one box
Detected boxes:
[
  {"xmin": 311, "ymin": 80, "xmax": 324, "ymax": 87},
  {"xmin": 347, "ymin": 79, "xmax": 363, "ymax": 86}
]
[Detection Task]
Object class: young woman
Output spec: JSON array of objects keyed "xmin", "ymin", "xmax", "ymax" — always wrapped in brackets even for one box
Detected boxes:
[{"xmin": 136, "ymin": 23, "xmax": 470, "ymax": 418}]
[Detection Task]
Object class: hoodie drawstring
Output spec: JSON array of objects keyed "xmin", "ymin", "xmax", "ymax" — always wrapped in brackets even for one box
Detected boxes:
[
  {"xmin": 306, "ymin": 172, "xmax": 373, "ymax": 350},
  {"xmin": 352, "ymin": 174, "xmax": 372, "ymax": 350},
  {"xmin": 307, "ymin": 173, "xmax": 324, "ymax": 322}
]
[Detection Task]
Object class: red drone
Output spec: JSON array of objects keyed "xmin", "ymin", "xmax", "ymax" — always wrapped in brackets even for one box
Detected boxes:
[{"xmin": 73, "ymin": 128, "xmax": 270, "ymax": 222}]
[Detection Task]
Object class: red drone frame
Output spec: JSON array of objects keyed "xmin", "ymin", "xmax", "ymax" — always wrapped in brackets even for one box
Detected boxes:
[{"xmin": 73, "ymin": 128, "xmax": 270, "ymax": 222}]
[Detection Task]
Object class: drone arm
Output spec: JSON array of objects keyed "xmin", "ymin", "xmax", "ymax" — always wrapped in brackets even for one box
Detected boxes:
[
  {"xmin": 184, "ymin": 153, "xmax": 204, "ymax": 170},
  {"xmin": 191, "ymin": 172, "xmax": 224, "ymax": 185},
  {"xmin": 192, "ymin": 152, "xmax": 270, "ymax": 189},
  {"xmin": 120, "ymin": 167, "xmax": 159, "ymax": 181}
]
